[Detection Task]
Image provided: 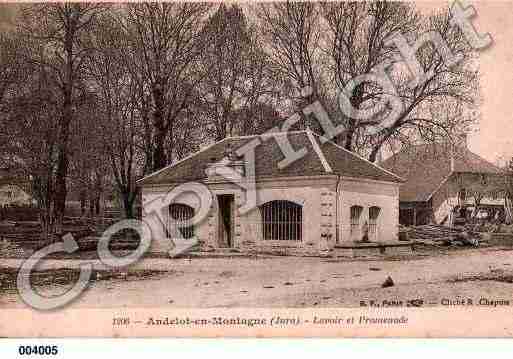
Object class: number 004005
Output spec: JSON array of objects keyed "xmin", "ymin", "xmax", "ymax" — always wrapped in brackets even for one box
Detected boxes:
[{"xmin": 18, "ymin": 345, "xmax": 58, "ymax": 355}]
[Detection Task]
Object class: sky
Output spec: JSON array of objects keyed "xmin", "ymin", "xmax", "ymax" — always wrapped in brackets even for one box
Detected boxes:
[
  {"xmin": 416, "ymin": 1, "xmax": 513, "ymax": 165},
  {"xmin": 0, "ymin": 1, "xmax": 511, "ymax": 165},
  {"xmin": 467, "ymin": 1, "xmax": 513, "ymax": 165}
]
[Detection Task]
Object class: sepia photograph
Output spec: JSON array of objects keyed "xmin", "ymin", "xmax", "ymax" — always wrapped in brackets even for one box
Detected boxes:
[{"xmin": 0, "ymin": 0, "xmax": 512, "ymax": 338}]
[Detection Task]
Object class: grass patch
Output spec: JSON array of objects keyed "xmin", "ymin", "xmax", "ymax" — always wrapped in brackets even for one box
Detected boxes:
[{"xmin": 0, "ymin": 266, "xmax": 173, "ymax": 294}]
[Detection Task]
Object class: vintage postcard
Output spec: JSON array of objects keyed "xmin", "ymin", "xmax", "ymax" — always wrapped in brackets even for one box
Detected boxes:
[{"xmin": 0, "ymin": 0, "xmax": 512, "ymax": 338}]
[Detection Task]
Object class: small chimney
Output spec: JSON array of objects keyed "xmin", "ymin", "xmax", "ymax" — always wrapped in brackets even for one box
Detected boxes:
[{"xmin": 205, "ymin": 143, "xmax": 245, "ymax": 181}]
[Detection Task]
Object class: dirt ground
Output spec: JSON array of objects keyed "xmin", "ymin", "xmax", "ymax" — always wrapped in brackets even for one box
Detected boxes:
[{"xmin": 1, "ymin": 246, "xmax": 513, "ymax": 308}]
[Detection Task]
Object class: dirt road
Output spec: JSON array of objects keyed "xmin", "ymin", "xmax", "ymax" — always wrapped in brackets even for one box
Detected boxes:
[{"xmin": 2, "ymin": 247, "xmax": 513, "ymax": 308}]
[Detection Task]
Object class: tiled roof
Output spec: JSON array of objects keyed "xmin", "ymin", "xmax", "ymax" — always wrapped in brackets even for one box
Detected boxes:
[
  {"xmin": 138, "ymin": 131, "xmax": 403, "ymax": 186},
  {"xmin": 380, "ymin": 142, "xmax": 503, "ymax": 202},
  {"xmin": 312, "ymin": 133, "xmax": 403, "ymax": 183}
]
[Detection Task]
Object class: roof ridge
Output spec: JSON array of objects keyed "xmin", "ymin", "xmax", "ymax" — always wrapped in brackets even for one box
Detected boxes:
[
  {"xmin": 455, "ymin": 147, "xmax": 502, "ymax": 171},
  {"xmin": 312, "ymin": 132, "xmax": 405, "ymax": 182},
  {"xmin": 305, "ymin": 129, "xmax": 332, "ymax": 173},
  {"xmin": 386, "ymin": 142, "xmax": 500, "ymax": 168},
  {"xmin": 224, "ymin": 130, "xmax": 309, "ymax": 140},
  {"xmin": 138, "ymin": 130, "xmax": 406, "ymax": 186}
]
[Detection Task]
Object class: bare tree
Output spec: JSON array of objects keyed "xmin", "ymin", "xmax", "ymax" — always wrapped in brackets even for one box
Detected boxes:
[
  {"xmin": 256, "ymin": 2, "xmax": 478, "ymax": 161},
  {"xmin": 18, "ymin": 4, "xmax": 108, "ymax": 234},
  {"xmin": 198, "ymin": 4, "xmax": 276, "ymax": 141},
  {"xmin": 0, "ymin": 32, "xmax": 22, "ymax": 107},
  {"xmin": 255, "ymin": 2, "xmax": 325, "ymax": 119},
  {"xmin": 322, "ymin": 2, "xmax": 478, "ymax": 160},
  {"xmin": 85, "ymin": 11, "xmax": 145, "ymax": 219},
  {"xmin": 67, "ymin": 91, "xmax": 109, "ymax": 219},
  {"xmin": 0, "ymin": 31, "xmax": 24, "ymax": 155},
  {"xmin": 1, "ymin": 58, "xmax": 60, "ymax": 236},
  {"xmin": 123, "ymin": 3, "xmax": 210, "ymax": 172}
]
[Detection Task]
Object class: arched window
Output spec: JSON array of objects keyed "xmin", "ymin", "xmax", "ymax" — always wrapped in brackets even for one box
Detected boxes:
[
  {"xmin": 369, "ymin": 206, "xmax": 381, "ymax": 241},
  {"xmin": 350, "ymin": 205, "xmax": 364, "ymax": 235},
  {"xmin": 168, "ymin": 203, "xmax": 195, "ymax": 239},
  {"xmin": 260, "ymin": 200, "xmax": 302, "ymax": 241}
]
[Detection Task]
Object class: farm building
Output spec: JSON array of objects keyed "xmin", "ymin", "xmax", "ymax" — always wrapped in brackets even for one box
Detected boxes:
[
  {"xmin": 381, "ymin": 139, "xmax": 505, "ymax": 226},
  {"xmin": 138, "ymin": 130, "xmax": 404, "ymax": 256},
  {"xmin": 0, "ymin": 166, "xmax": 32, "ymax": 207}
]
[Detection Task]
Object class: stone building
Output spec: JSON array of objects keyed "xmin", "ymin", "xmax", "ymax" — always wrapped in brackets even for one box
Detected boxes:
[
  {"xmin": 381, "ymin": 141, "xmax": 504, "ymax": 226},
  {"xmin": 0, "ymin": 166, "xmax": 32, "ymax": 207},
  {"xmin": 138, "ymin": 130, "xmax": 403, "ymax": 256}
]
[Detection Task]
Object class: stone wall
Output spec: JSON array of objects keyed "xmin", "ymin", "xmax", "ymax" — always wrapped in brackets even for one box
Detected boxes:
[
  {"xmin": 141, "ymin": 175, "xmax": 400, "ymax": 256},
  {"xmin": 338, "ymin": 178, "xmax": 400, "ymax": 244}
]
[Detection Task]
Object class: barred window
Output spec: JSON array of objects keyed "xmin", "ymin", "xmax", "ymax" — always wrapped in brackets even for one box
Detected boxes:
[
  {"xmin": 168, "ymin": 203, "xmax": 195, "ymax": 239},
  {"xmin": 492, "ymin": 190, "xmax": 501, "ymax": 200},
  {"xmin": 350, "ymin": 205, "xmax": 363, "ymax": 234},
  {"xmin": 260, "ymin": 200, "xmax": 302, "ymax": 241},
  {"xmin": 369, "ymin": 206, "xmax": 381, "ymax": 239}
]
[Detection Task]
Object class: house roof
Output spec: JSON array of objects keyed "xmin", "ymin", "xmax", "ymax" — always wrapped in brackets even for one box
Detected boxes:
[
  {"xmin": 0, "ymin": 166, "xmax": 29, "ymax": 185},
  {"xmin": 138, "ymin": 130, "xmax": 403, "ymax": 186},
  {"xmin": 380, "ymin": 142, "xmax": 503, "ymax": 202}
]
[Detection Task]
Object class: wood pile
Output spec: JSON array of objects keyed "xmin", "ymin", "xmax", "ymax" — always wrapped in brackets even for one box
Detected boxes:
[
  {"xmin": 406, "ymin": 224, "xmax": 480, "ymax": 246},
  {"xmin": 408, "ymin": 224, "xmax": 461, "ymax": 239},
  {"xmin": 0, "ymin": 238, "xmax": 27, "ymax": 258},
  {"xmin": 75, "ymin": 236, "xmax": 140, "ymax": 252}
]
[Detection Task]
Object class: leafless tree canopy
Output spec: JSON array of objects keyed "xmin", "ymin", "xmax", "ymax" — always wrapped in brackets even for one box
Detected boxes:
[{"xmin": 0, "ymin": 2, "xmax": 480, "ymax": 234}]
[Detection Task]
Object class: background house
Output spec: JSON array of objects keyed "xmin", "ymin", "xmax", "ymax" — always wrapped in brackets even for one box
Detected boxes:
[
  {"xmin": 381, "ymin": 140, "xmax": 504, "ymax": 226},
  {"xmin": 138, "ymin": 130, "xmax": 403, "ymax": 256},
  {"xmin": 0, "ymin": 166, "xmax": 32, "ymax": 207}
]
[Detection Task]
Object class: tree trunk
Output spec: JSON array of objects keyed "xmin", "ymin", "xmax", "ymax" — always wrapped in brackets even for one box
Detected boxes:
[
  {"xmin": 40, "ymin": 202, "xmax": 55, "ymax": 241},
  {"xmin": 53, "ymin": 24, "xmax": 75, "ymax": 236},
  {"xmin": 368, "ymin": 146, "xmax": 380, "ymax": 163},
  {"xmin": 89, "ymin": 198, "xmax": 95, "ymax": 218},
  {"xmin": 40, "ymin": 211, "xmax": 50, "ymax": 240},
  {"xmin": 471, "ymin": 195, "xmax": 482, "ymax": 219},
  {"xmin": 344, "ymin": 118, "xmax": 356, "ymax": 151},
  {"xmin": 54, "ymin": 153, "xmax": 68, "ymax": 233},
  {"xmin": 153, "ymin": 126, "xmax": 167, "ymax": 171},
  {"xmin": 344, "ymin": 84, "xmax": 364, "ymax": 152},
  {"xmin": 53, "ymin": 149, "xmax": 68, "ymax": 234},
  {"xmin": 95, "ymin": 197, "xmax": 100, "ymax": 216},
  {"xmin": 152, "ymin": 84, "xmax": 167, "ymax": 171},
  {"xmin": 121, "ymin": 192, "xmax": 135, "ymax": 219},
  {"xmin": 54, "ymin": 98, "xmax": 72, "ymax": 234},
  {"xmin": 80, "ymin": 190, "xmax": 86, "ymax": 216},
  {"xmin": 368, "ymin": 126, "xmax": 397, "ymax": 163}
]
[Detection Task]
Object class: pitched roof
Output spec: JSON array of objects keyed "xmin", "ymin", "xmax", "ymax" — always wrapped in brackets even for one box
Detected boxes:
[
  {"xmin": 138, "ymin": 131, "xmax": 403, "ymax": 186},
  {"xmin": 380, "ymin": 142, "xmax": 503, "ymax": 202}
]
